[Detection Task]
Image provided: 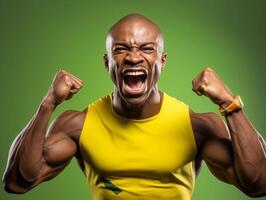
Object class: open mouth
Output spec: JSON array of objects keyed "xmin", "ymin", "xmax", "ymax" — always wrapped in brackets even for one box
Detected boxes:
[{"xmin": 122, "ymin": 69, "xmax": 148, "ymax": 96}]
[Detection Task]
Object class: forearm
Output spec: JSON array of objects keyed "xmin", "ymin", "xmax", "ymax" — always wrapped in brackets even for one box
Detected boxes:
[
  {"xmin": 225, "ymin": 109, "xmax": 266, "ymax": 188},
  {"xmin": 192, "ymin": 67, "xmax": 266, "ymax": 195},
  {"xmin": 4, "ymin": 96, "xmax": 56, "ymax": 182}
]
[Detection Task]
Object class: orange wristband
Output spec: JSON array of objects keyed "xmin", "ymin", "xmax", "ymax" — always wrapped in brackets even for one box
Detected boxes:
[{"xmin": 219, "ymin": 96, "xmax": 244, "ymax": 116}]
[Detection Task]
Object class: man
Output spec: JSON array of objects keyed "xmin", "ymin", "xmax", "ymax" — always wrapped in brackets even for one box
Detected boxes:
[{"xmin": 2, "ymin": 14, "xmax": 266, "ymax": 200}]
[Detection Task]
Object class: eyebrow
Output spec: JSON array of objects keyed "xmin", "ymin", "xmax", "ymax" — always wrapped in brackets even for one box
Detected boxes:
[{"xmin": 113, "ymin": 42, "xmax": 156, "ymax": 46}]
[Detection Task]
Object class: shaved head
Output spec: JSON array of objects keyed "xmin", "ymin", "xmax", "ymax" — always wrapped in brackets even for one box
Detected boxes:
[
  {"xmin": 108, "ymin": 14, "xmax": 163, "ymax": 37},
  {"xmin": 106, "ymin": 14, "xmax": 164, "ymax": 56}
]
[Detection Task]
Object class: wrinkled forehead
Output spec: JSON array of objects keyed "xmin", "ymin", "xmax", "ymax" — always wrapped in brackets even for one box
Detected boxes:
[{"xmin": 106, "ymin": 22, "xmax": 163, "ymax": 53}]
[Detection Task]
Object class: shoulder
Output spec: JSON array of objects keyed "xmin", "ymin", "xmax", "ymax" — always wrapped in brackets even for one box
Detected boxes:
[
  {"xmin": 55, "ymin": 109, "xmax": 87, "ymax": 125},
  {"xmin": 162, "ymin": 92, "xmax": 190, "ymax": 113},
  {"xmin": 189, "ymin": 111, "xmax": 225, "ymax": 135},
  {"xmin": 189, "ymin": 110, "xmax": 231, "ymax": 174},
  {"xmin": 189, "ymin": 110, "xmax": 230, "ymax": 149},
  {"xmin": 48, "ymin": 109, "xmax": 88, "ymax": 142},
  {"xmin": 48, "ymin": 95, "xmax": 111, "ymax": 139}
]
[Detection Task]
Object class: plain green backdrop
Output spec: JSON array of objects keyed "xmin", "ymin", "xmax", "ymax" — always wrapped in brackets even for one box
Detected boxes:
[{"xmin": 0, "ymin": 0, "xmax": 265, "ymax": 200}]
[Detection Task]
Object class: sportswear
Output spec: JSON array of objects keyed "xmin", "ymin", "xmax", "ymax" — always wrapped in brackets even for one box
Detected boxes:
[{"xmin": 79, "ymin": 93, "xmax": 197, "ymax": 200}]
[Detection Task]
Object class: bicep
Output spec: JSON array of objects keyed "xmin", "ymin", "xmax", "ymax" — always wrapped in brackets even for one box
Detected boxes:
[
  {"xmin": 202, "ymin": 138, "xmax": 266, "ymax": 196},
  {"xmin": 202, "ymin": 139, "xmax": 241, "ymax": 185},
  {"xmin": 194, "ymin": 111, "xmax": 266, "ymax": 196},
  {"xmin": 27, "ymin": 114, "xmax": 78, "ymax": 189},
  {"xmin": 43, "ymin": 132, "xmax": 77, "ymax": 167},
  {"xmin": 8, "ymin": 131, "xmax": 77, "ymax": 193},
  {"xmin": 38, "ymin": 109, "xmax": 85, "ymax": 178},
  {"xmin": 5, "ymin": 110, "xmax": 84, "ymax": 194},
  {"xmin": 17, "ymin": 136, "xmax": 74, "ymax": 194},
  {"xmin": 193, "ymin": 112, "xmax": 244, "ymax": 187},
  {"xmin": 35, "ymin": 114, "xmax": 78, "ymax": 179},
  {"xmin": 24, "ymin": 133, "xmax": 76, "ymax": 189},
  {"xmin": 35, "ymin": 109, "xmax": 85, "ymax": 184},
  {"xmin": 41, "ymin": 110, "xmax": 82, "ymax": 168}
]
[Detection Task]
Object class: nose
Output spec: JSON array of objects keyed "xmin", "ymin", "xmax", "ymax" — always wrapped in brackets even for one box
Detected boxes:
[{"xmin": 124, "ymin": 51, "xmax": 144, "ymax": 65}]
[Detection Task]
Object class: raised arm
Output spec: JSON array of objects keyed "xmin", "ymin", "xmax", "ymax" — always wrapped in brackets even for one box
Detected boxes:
[
  {"xmin": 191, "ymin": 67, "xmax": 266, "ymax": 197},
  {"xmin": 2, "ymin": 70, "xmax": 84, "ymax": 193}
]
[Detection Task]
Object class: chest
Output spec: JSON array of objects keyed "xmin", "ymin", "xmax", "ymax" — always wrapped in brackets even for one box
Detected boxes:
[{"xmin": 80, "ymin": 117, "xmax": 195, "ymax": 176}]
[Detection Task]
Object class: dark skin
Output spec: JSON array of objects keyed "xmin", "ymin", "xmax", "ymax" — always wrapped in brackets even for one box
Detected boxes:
[{"xmin": 3, "ymin": 14, "xmax": 266, "ymax": 197}]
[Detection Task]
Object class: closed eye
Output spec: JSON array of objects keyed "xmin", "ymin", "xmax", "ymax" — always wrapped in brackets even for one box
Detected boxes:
[
  {"xmin": 141, "ymin": 47, "xmax": 155, "ymax": 54},
  {"xmin": 113, "ymin": 47, "xmax": 129, "ymax": 54}
]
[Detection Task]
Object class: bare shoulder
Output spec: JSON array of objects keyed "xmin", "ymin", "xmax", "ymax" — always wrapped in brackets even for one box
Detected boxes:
[
  {"xmin": 189, "ymin": 110, "xmax": 230, "ymax": 146},
  {"xmin": 47, "ymin": 108, "xmax": 88, "ymax": 142},
  {"xmin": 189, "ymin": 110, "xmax": 237, "ymax": 174}
]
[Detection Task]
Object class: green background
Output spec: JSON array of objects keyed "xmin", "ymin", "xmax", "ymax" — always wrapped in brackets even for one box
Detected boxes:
[{"xmin": 0, "ymin": 0, "xmax": 265, "ymax": 200}]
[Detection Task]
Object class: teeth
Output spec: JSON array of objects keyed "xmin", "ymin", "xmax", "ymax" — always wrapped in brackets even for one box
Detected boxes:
[{"xmin": 125, "ymin": 71, "xmax": 145, "ymax": 76}]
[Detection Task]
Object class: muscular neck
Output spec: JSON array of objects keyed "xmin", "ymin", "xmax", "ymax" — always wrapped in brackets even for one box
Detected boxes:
[{"xmin": 112, "ymin": 88, "xmax": 163, "ymax": 120}]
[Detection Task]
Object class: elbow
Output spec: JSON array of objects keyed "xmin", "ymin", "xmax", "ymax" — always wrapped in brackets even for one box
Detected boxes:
[
  {"xmin": 240, "ymin": 178, "xmax": 266, "ymax": 198},
  {"xmin": 3, "ymin": 183, "xmax": 23, "ymax": 194},
  {"xmin": 2, "ymin": 161, "xmax": 39, "ymax": 194},
  {"xmin": 243, "ymin": 189, "xmax": 266, "ymax": 198},
  {"xmin": 2, "ymin": 178, "xmax": 13, "ymax": 193},
  {"xmin": 238, "ymin": 164, "xmax": 266, "ymax": 197},
  {"xmin": 2, "ymin": 174, "xmax": 29, "ymax": 194},
  {"xmin": 3, "ymin": 180, "xmax": 29, "ymax": 194}
]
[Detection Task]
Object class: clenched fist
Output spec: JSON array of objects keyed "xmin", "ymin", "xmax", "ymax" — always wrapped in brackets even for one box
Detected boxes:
[
  {"xmin": 44, "ymin": 69, "xmax": 83, "ymax": 106},
  {"xmin": 192, "ymin": 67, "xmax": 235, "ymax": 108}
]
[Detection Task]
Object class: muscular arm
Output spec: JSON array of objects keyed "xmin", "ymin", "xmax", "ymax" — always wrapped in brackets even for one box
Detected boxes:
[
  {"xmin": 2, "ymin": 70, "xmax": 84, "ymax": 193},
  {"xmin": 191, "ymin": 111, "xmax": 266, "ymax": 197},
  {"xmin": 191, "ymin": 67, "xmax": 266, "ymax": 197},
  {"xmin": 224, "ymin": 110, "xmax": 265, "ymax": 195}
]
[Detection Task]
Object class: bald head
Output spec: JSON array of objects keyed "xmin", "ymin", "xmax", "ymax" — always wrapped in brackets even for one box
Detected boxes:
[
  {"xmin": 108, "ymin": 14, "xmax": 162, "ymax": 36},
  {"xmin": 106, "ymin": 14, "xmax": 164, "ymax": 55}
]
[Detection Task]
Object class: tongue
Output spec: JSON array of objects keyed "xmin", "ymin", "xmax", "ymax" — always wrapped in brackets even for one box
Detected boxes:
[{"xmin": 126, "ymin": 76, "xmax": 143, "ymax": 90}]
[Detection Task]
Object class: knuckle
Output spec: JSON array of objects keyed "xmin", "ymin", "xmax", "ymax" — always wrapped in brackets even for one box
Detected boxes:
[
  {"xmin": 203, "ymin": 70, "xmax": 209, "ymax": 77},
  {"xmin": 63, "ymin": 74, "xmax": 69, "ymax": 80},
  {"xmin": 192, "ymin": 77, "xmax": 198, "ymax": 84},
  {"xmin": 59, "ymin": 69, "xmax": 65, "ymax": 74},
  {"xmin": 205, "ymin": 67, "xmax": 212, "ymax": 71},
  {"xmin": 64, "ymin": 77, "xmax": 72, "ymax": 85},
  {"xmin": 202, "ymin": 77, "xmax": 208, "ymax": 83}
]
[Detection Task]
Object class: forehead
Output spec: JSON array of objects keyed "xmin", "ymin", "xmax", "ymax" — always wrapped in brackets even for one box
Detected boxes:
[{"xmin": 109, "ymin": 22, "xmax": 161, "ymax": 45}]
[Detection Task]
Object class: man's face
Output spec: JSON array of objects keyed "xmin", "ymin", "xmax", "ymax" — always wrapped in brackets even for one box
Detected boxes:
[{"xmin": 105, "ymin": 21, "xmax": 166, "ymax": 105}]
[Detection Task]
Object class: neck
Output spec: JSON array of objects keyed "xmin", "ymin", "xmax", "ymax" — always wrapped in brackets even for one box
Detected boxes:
[{"xmin": 112, "ymin": 87, "xmax": 163, "ymax": 119}]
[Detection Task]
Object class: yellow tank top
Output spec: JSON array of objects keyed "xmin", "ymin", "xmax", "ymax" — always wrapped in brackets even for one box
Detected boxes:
[{"xmin": 79, "ymin": 93, "xmax": 197, "ymax": 200}]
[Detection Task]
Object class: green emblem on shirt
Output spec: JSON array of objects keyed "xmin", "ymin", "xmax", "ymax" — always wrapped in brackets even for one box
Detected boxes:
[{"xmin": 101, "ymin": 177, "xmax": 122, "ymax": 194}]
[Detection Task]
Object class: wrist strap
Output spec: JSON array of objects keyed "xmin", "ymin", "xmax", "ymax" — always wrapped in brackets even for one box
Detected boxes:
[{"xmin": 219, "ymin": 96, "xmax": 244, "ymax": 116}]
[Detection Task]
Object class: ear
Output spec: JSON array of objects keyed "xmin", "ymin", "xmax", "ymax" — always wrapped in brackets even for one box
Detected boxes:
[
  {"xmin": 103, "ymin": 54, "xmax": 109, "ymax": 72},
  {"xmin": 161, "ymin": 52, "xmax": 167, "ymax": 71}
]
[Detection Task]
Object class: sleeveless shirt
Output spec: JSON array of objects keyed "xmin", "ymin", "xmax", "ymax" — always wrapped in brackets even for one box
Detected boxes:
[{"xmin": 79, "ymin": 93, "xmax": 197, "ymax": 200}]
